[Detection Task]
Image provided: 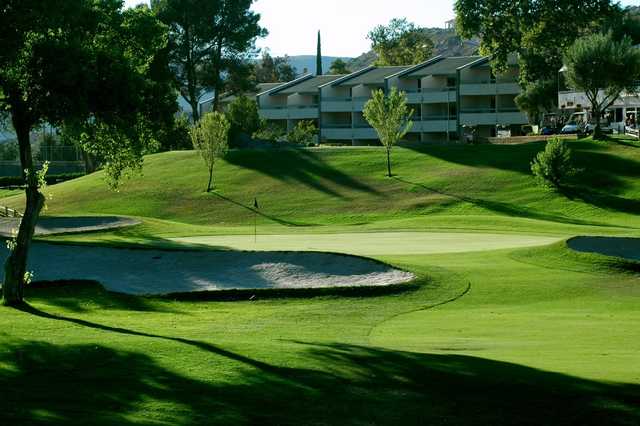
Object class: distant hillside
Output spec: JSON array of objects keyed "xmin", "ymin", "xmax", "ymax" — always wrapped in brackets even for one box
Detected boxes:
[
  {"xmin": 286, "ymin": 55, "xmax": 353, "ymax": 76},
  {"xmin": 348, "ymin": 28, "xmax": 481, "ymax": 70}
]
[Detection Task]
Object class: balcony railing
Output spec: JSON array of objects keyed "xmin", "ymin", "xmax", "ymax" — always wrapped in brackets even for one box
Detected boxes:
[
  {"xmin": 353, "ymin": 123, "xmax": 372, "ymax": 129},
  {"xmin": 460, "ymin": 107, "xmax": 522, "ymax": 113},
  {"xmin": 289, "ymin": 104, "xmax": 318, "ymax": 109},
  {"xmin": 322, "ymin": 97, "xmax": 352, "ymax": 102},
  {"xmin": 323, "ymin": 123, "xmax": 352, "ymax": 128},
  {"xmin": 422, "ymin": 115, "xmax": 457, "ymax": 121},
  {"xmin": 420, "ymin": 87, "xmax": 456, "ymax": 93}
]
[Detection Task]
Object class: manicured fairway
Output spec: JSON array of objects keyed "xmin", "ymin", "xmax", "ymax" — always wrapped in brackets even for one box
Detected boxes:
[
  {"xmin": 173, "ymin": 231, "xmax": 561, "ymax": 255},
  {"xmin": 1, "ymin": 138, "xmax": 639, "ymax": 424}
]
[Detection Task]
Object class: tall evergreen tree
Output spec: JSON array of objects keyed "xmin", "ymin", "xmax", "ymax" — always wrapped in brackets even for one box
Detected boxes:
[
  {"xmin": 316, "ymin": 30, "xmax": 323, "ymax": 75},
  {"xmin": 153, "ymin": 0, "xmax": 266, "ymax": 119}
]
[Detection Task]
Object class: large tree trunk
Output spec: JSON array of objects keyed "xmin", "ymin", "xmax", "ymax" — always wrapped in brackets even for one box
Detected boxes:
[
  {"xmin": 592, "ymin": 104, "xmax": 603, "ymax": 140},
  {"xmin": 2, "ymin": 112, "xmax": 45, "ymax": 306}
]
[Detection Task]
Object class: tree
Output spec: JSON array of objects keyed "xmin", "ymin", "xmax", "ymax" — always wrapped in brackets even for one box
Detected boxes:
[
  {"xmin": 515, "ymin": 80, "xmax": 557, "ymax": 126},
  {"xmin": 455, "ymin": 0, "xmax": 625, "ymax": 83},
  {"xmin": 316, "ymin": 31, "xmax": 323, "ymax": 75},
  {"xmin": 0, "ymin": 1, "xmax": 175, "ymax": 305},
  {"xmin": 255, "ymin": 51, "xmax": 297, "ymax": 83},
  {"xmin": 363, "ymin": 88, "xmax": 413, "ymax": 177},
  {"xmin": 367, "ymin": 18, "xmax": 434, "ymax": 66},
  {"xmin": 531, "ymin": 138, "xmax": 577, "ymax": 188},
  {"xmin": 329, "ymin": 59, "xmax": 350, "ymax": 75},
  {"xmin": 153, "ymin": 0, "xmax": 266, "ymax": 119},
  {"xmin": 563, "ymin": 33, "xmax": 640, "ymax": 139},
  {"xmin": 190, "ymin": 112, "xmax": 230, "ymax": 192},
  {"xmin": 225, "ymin": 95, "xmax": 260, "ymax": 148}
]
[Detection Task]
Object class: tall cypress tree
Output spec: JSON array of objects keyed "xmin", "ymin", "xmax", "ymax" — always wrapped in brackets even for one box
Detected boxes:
[{"xmin": 316, "ymin": 30, "xmax": 323, "ymax": 75}]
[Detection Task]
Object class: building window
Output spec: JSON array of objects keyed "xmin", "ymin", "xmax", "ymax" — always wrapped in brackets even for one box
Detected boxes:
[{"xmin": 447, "ymin": 77, "xmax": 456, "ymax": 88}]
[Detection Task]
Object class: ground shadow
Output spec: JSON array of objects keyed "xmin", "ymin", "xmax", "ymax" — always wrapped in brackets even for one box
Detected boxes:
[
  {"xmin": 211, "ymin": 192, "xmax": 319, "ymax": 227},
  {"xmin": 393, "ymin": 177, "xmax": 619, "ymax": 228},
  {"xmin": 225, "ymin": 149, "xmax": 382, "ymax": 199},
  {"xmin": 24, "ymin": 280, "xmax": 182, "ymax": 314},
  {"xmin": 1, "ymin": 314, "xmax": 638, "ymax": 425}
]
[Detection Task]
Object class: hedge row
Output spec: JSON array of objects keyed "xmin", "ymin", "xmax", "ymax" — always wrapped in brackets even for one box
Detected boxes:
[{"xmin": 0, "ymin": 172, "xmax": 85, "ymax": 188}]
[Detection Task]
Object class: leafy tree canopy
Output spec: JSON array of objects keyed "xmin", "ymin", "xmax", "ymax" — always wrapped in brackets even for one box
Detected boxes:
[
  {"xmin": 329, "ymin": 59, "xmax": 350, "ymax": 75},
  {"xmin": 368, "ymin": 18, "xmax": 434, "ymax": 66},
  {"xmin": 563, "ymin": 32, "xmax": 640, "ymax": 138},
  {"xmin": 515, "ymin": 80, "xmax": 557, "ymax": 125},
  {"xmin": 0, "ymin": 0, "xmax": 176, "ymax": 305},
  {"xmin": 455, "ymin": 0, "xmax": 636, "ymax": 83},
  {"xmin": 254, "ymin": 51, "xmax": 297, "ymax": 83}
]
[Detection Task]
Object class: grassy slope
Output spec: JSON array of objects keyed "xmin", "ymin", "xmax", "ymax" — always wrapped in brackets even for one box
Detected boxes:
[
  {"xmin": 6, "ymin": 137, "xmax": 640, "ymax": 239},
  {"xmin": 1, "ymin": 137, "xmax": 640, "ymax": 424}
]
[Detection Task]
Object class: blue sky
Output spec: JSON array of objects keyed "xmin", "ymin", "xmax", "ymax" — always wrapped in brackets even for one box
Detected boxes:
[{"xmin": 125, "ymin": 0, "xmax": 639, "ymax": 58}]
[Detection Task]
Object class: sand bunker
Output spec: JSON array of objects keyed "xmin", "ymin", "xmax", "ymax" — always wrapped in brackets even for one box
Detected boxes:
[
  {"xmin": 568, "ymin": 236, "xmax": 640, "ymax": 261},
  {"xmin": 0, "ymin": 243, "xmax": 415, "ymax": 295},
  {"xmin": 0, "ymin": 216, "xmax": 140, "ymax": 237}
]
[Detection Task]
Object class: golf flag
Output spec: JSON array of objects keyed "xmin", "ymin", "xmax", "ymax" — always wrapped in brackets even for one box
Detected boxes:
[{"xmin": 254, "ymin": 198, "xmax": 259, "ymax": 209}]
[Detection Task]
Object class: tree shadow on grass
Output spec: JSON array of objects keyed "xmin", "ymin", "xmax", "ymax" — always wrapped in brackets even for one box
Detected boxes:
[
  {"xmin": 211, "ymin": 192, "xmax": 319, "ymax": 227},
  {"xmin": 1, "ymin": 315, "xmax": 639, "ymax": 425},
  {"xmin": 23, "ymin": 280, "xmax": 183, "ymax": 314},
  {"xmin": 225, "ymin": 149, "xmax": 382, "ymax": 199},
  {"xmin": 393, "ymin": 177, "xmax": 623, "ymax": 229}
]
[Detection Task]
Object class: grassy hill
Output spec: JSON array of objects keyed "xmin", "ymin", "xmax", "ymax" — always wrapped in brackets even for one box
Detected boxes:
[{"xmin": 7, "ymin": 137, "xmax": 640, "ymax": 238}]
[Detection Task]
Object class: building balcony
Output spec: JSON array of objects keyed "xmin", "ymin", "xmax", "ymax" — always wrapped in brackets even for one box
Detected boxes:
[
  {"xmin": 459, "ymin": 82, "xmax": 520, "ymax": 96},
  {"xmin": 259, "ymin": 105, "xmax": 319, "ymax": 120},
  {"xmin": 460, "ymin": 108, "xmax": 528, "ymax": 126},
  {"xmin": 322, "ymin": 126, "xmax": 378, "ymax": 140}
]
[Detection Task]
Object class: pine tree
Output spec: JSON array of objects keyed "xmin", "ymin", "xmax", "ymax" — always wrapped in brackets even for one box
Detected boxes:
[{"xmin": 316, "ymin": 30, "xmax": 323, "ymax": 75}]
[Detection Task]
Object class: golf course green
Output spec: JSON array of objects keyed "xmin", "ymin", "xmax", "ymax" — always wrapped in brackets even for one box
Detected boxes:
[{"xmin": 1, "ymin": 137, "xmax": 639, "ymax": 424}]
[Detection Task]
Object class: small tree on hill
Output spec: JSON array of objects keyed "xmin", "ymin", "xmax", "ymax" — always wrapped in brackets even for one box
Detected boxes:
[
  {"xmin": 363, "ymin": 88, "xmax": 413, "ymax": 177},
  {"xmin": 531, "ymin": 138, "xmax": 577, "ymax": 189},
  {"xmin": 191, "ymin": 112, "xmax": 230, "ymax": 192},
  {"xmin": 563, "ymin": 32, "xmax": 640, "ymax": 139}
]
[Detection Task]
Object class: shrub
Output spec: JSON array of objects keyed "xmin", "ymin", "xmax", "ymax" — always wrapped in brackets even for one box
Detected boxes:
[
  {"xmin": 286, "ymin": 120, "xmax": 317, "ymax": 145},
  {"xmin": 252, "ymin": 119, "xmax": 287, "ymax": 142},
  {"xmin": 531, "ymin": 138, "xmax": 577, "ymax": 188}
]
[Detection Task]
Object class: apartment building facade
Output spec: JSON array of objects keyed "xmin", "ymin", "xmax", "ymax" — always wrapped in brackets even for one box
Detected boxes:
[{"xmin": 256, "ymin": 55, "xmax": 528, "ymax": 145}]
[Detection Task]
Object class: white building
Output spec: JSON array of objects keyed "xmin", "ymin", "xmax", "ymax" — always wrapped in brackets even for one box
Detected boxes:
[{"xmin": 256, "ymin": 55, "xmax": 528, "ymax": 145}]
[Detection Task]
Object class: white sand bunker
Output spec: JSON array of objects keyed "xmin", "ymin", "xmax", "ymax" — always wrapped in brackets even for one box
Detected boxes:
[
  {"xmin": 0, "ymin": 216, "xmax": 140, "ymax": 237},
  {"xmin": 568, "ymin": 236, "xmax": 640, "ymax": 261},
  {"xmin": 0, "ymin": 243, "xmax": 415, "ymax": 295}
]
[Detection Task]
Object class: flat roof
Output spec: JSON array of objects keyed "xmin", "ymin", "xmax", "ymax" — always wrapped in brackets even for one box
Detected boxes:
[
  {"xmin": 333, "ymin": 66, "xmax": 411, "ymax": 87},
  {"xmin": 271, "ymin": 75, "xmax": 342, "ymax": 95}
]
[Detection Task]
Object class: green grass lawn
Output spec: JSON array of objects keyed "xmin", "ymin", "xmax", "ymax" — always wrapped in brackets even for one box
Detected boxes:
[
  {"xmin": 0, "ymin": 188, "xmax": 20, "ymax": 199},
  {"xmin": 1, "ymin": 137, "xmax": 640, "ymax": 424}
]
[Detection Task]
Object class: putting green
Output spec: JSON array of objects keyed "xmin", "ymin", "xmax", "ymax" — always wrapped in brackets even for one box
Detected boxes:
[{"xmin": 172, "ymin": 231, "xmax": 561, "ymax": 256}]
